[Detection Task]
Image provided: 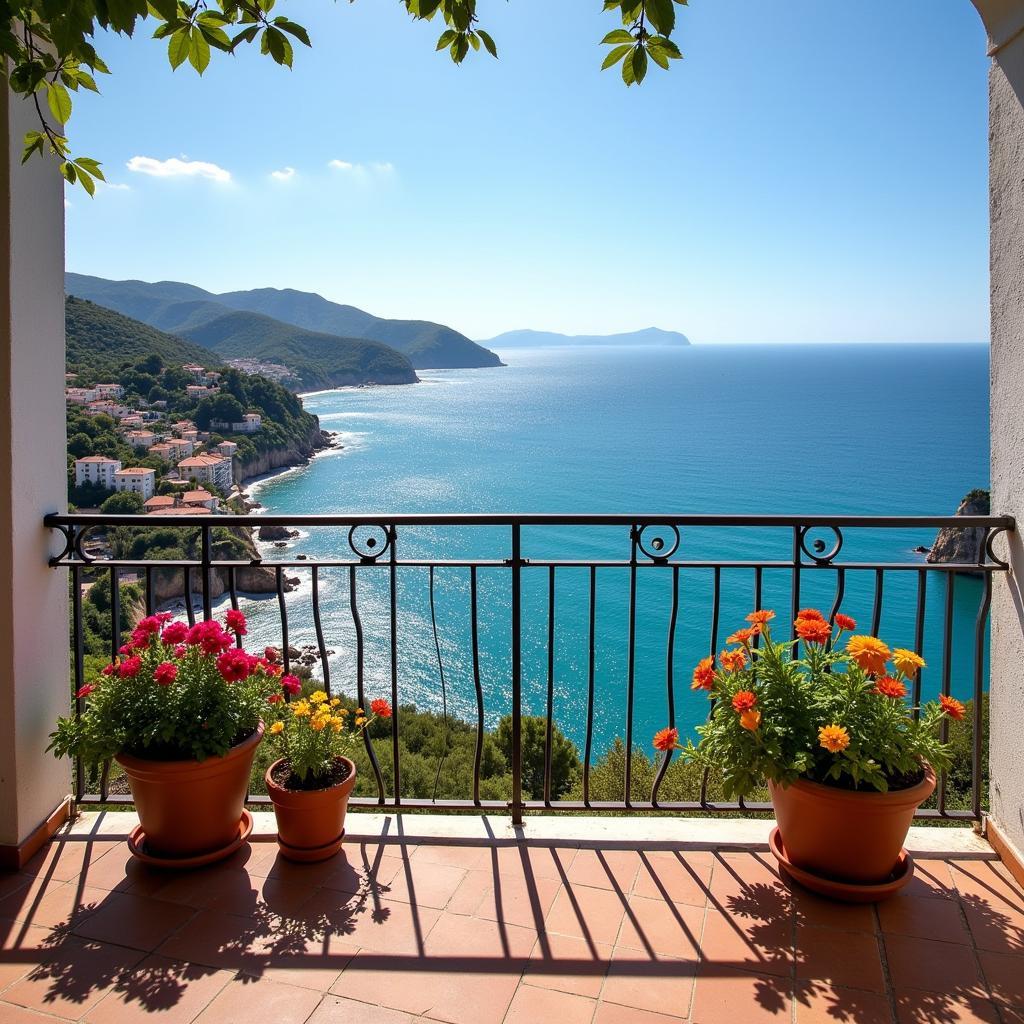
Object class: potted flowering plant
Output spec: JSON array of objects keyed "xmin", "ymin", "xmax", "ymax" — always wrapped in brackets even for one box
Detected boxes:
[
  {"xmin": 264, "ymin": 690, "xmax": 392, "ymax": 861},
  {"xmin": 49, "ymin": 609, "xmax": 291, "ymax": 865},
  {"xmin": 654, "ymin": 609, "xmax": 964, "ymax": 896}
]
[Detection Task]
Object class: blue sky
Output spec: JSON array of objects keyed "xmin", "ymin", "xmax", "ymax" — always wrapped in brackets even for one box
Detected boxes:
[{"xmin": 65, "ymin": 1, "xmax": 990, "ymax": 343}]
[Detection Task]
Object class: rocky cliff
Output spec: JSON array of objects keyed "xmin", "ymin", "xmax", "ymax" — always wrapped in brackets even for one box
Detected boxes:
[
  {"xmin": 928, "ymin": 489, "xmax": 991, "ymax": 571},
  {"xmin": 235, "ymin": 418, "xmax": 331, "ymax": 487}
]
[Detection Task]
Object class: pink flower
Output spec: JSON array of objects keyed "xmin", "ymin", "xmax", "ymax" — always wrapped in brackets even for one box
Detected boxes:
[
  {"xmin": 117, "ymin": 656, "xmax": 142, "ymax": 679},
  {"xmin": 162, "ymin": 621, "xmax": 188, "ymax": 645},
  {"xmin": 267, "ymin": 693, "xmax": 284, "ymax": 704},
  {"xmin": 216, "ymin": 649, "xmax": 254, "ymax": 683},
  {"xmin": 154, "ymin": 662, "xmax": 178, "ymax": 687},
  {"xmin": 264, "ymin": 646, "xmax": 281, "ymax": 665},
  {"xmin": 225, "ymin": 609, "xmax": 248, "ymax": 636},
  {"xmin": 118, "ymin": 644, "xmax": 132, "ymax": 656},
  {"xmin": 173, "ymin": 644, "xmax": 187, "ymax": 659},
  {"xmin": 281, "ymin": 675, "xmax": 302, "ymax": 696},
  {"xmin": 187, "ymin": 620, "xmax": 232, "ymax": 655},
  {"xmin": 101, "ymin": 663, "xmax": 115, "ymax": 676},
  {"xmin": 135, "ymin": 615, "xmax": 163, "ymax": 636},
  {"xmin": 76, "ymin": 683, "xmax": 96, "ymax": 698}
]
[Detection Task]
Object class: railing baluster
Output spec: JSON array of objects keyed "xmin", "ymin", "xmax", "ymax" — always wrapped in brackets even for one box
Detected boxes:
[
  {"xmin": 276, "ymin": 566, "xmax": 289, "ymax": 675},
  {"xmin": 752, "ymin": 566, "xmax": 763, "ymax": 650},
  {"xmin": 871, "ymin": 568, "xmax": 884, "ymax": 637},
  {"xmin": 312, "ymin": 566, "xmax": 331, "ymax": 696},
  {"xmin": 471, "ymin": 566, "xmax": 484, "ymax": 807},
  {"xmin": 229, "ymin": 567, "xmax": 241, "ymax": 648},
  {"xmin": 700, "ymin": 566, "xmax": 723, "ymax": 808},
  {"xmin": 938, "ymin": 574, "xmax": 955, "ymax": 815},
  {"xmin": 583, "ymin": 566, "xmax": 596, "ymax": 808},
  {"xmin": 145, "ymin": 566, "xmax": 155, "ymax": 616},
  {"xmin": 350, "ymin": 565, "xmax": 384, "ymax": 802},
  {"xmin": 544, "ymin": 565, "xmax": 555, "ymax": 807},
  {"xmin": 511, "ymin": 523, "xmax": 523, "ymax": 825},
  {"xmin": 109, "ymin": 566, "xmax": 120, "ymax": 663},
  {"xmin": 183, "ymin": 567, "xmax": 195, "ymax": 627},
  {"xmin": 972, "ymin": 570, "xmax": 993, "ymax": 819},
  {"xmin": 791, "ymin": 527, "xmax": 801, "ymax": 642},
  {"xmin": 913, "ymin": 569, "xmax": 927, "ymax": 717},
  {"xmin": 624, "ymin": 528, "xmax": 638, "ymax": 807},
  {"xmin": 201, "ymin": 524, "xmax": 212, "ymax": 621},
  {"xmin": 651, "ymin": 565, "xmax": 679, "ymax": 806},
  {"xmin": 72, "ymin": 564, "xmax": 85, "ymax": 803},
  {"xmin": 389, "ymin": 526, "xmax": 400, "ymax": 806}
]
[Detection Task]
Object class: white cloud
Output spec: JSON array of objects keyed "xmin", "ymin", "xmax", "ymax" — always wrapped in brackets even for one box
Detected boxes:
[
  {"xmin": 328, "ymin": 159, "xmax": 354, "ymax": 171},
  {"xmin": 100, "ymin": 181, "xmax": 131, "ymax": 192},
  {"xmin": 126, "ymin": 156, "xmax": 231, "ymax": 183},
  {"xmin": 370, "ymin": 161, "xmax": 395, "ymax": 174},
  {"xmin": 328, "ymin": 159, "xmax": 396, "ymax": 179},
  {"xmin": 271, "ymin": 166, "xmax": 296, "ymax": 182}
]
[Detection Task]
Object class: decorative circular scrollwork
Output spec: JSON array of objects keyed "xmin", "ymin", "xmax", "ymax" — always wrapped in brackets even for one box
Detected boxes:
[
  {"xmin": 985, "ymin": 526, "xmax": 1011, "ymax": 571},
  {"xmin": 50, "ymin": 524, "xmax": 75, "ymax": 564},
  {"xmin": 348, "ymin": 524, "xmax": 393, "ymax": 562},
  {"xmin": 72, "ymin": 524, "xmax": 104, "ymax": 564},
  {"xmin": 799, "ymin": 525, "xmax": 843, "ymax": 564},
  {"xmin": 636, "ymin": 524, "xmax": 680, "ymax": 562}
]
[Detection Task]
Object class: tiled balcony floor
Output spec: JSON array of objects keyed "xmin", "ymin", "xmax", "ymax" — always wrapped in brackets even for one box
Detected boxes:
[{"xmin": 0, "ymin": 814, "xmax": 1021, "ymax": 1024}]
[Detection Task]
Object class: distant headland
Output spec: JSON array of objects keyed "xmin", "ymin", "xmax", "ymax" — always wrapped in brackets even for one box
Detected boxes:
[{"xmin": 481, "ymin": 327, "xmax": 690, "ymax": 348}]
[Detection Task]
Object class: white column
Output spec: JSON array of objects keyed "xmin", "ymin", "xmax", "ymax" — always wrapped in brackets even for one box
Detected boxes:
[
  {"xmin": 0, "ymin": 81, "xmax": 71, "ymax": 855},
  {"xmin": 976, "ymin": 0, "xmax": 1024, "ymax": 863}
]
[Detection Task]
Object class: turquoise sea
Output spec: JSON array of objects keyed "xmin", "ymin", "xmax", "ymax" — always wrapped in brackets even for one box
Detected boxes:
[{"xmin": 237, "ymin": 344, "xmax": 990, "ymax": 755}]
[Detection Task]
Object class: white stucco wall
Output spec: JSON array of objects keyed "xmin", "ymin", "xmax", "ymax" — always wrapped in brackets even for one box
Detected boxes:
[
  {"xmin": 0, "ymin": 83, "xmax": 71, "ymax": 847},
  {"xmin": 986, "ymin": 14, "xmax": 1024, "ymax": 859}
]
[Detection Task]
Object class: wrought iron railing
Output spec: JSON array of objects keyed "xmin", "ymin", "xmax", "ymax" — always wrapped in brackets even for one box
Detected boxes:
[{"xmin": 46, "ymin": 512, "xmax": 1013, "ymax": 821}]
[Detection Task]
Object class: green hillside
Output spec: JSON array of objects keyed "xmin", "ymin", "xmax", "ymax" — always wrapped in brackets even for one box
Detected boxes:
[
  {"xmin": 179, "ymin": 310, "xmax": 419, "ymax": 391},
  {"xmin": 65, "ymin": 296, "xmax": 221, "ymax": 380}
]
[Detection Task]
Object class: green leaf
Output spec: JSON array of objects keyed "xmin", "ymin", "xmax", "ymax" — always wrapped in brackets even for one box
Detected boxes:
[
  {"xmin": 647, "ymin": 43, "xmax": 669, "ymax": 70},
  {"xmin": 168, "ymin": 29, "xmax": 190, "ymax": 69},
  {"xmin": 264, "ymin": 26, "xmax": 293, "ymax": 67},
  {"xmin": 74, "ymin": 157, "xmax": 105, "ymax": 181},
  {"xmin": 76, "ymin": 167, "xmax": 96, "ymax": 196},
  {"xmin": 231, "ymin": 25, "xmax": 260, "ymax": 50},
  {"xmin": 450, "ymin": 33, "xmax": 469, "ymax": 64},
  {"xmin": 644, "ymin": 0, "xmax": 675, "ymax": 36},
  {"xmin": 477, "ymin": 29, "xmax": 498, "ymax": 58},
  {"xmin": 601, "ymin": 29, "xmax": 634, "ymax": 44},
  {"xmin": 21, "ymin": 131, "xmax": 45, "ymax": 164},
  {"xmin": 148, "ymin": 0, "xmax": 178, "ymax": 21},
  {"xmin": 621, "ymin": 47, "xmax": 636, "ymax": 85},
  {"xmin": 188, "ymin": 27, "xmax": 211, "ymax": 73},
  {"xmin": 601, "ymin": 44, "xmax": 632, "ymax": 70},
  {"xmin": 59, "ymin": 161, "xmax": 77, "ymax": 184},
  {"xmin": 468, "ymin": 32, "xmax": 480, "ymax": 51},
  {"xmin": 273, "ymin": 18, "xmax": 311, "ymax": 47},
  {"xmin": 631, "ymin": 45, "xmax": 648, "ymax": 84},
  {"xmin": 436, "ymin": 29, "xmax": 457, "ymax": 51},
  {"xmin": 46, "ymin": 82, "xmax": 72, "ymax": 124}
]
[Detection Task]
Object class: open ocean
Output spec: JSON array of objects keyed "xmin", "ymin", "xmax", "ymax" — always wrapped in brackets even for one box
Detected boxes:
[{"xmin": 234, "ymin": 343, "xmax": 990, "ymax": 754}]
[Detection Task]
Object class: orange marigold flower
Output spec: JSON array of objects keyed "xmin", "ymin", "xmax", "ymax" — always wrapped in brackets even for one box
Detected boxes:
[
  {"xmin": 746, "ymin": 609, "xmax": 775, "ymax": 626},
  {"xmin": 732, "ymin": 690, "xmax": 757, "ymax": 713},
  {"xmin": 795, "ymin": 615, "xmax": 832, "ymax": 645},
  {"xmin": 739, "ymin": 709, "xmax": 761, "ymax": 731},
  {"xmin": 835, "ymin": 613, "xmax": 857, "ymax": 632},
  {"xmin": 892, "ymin": 648, "xmax": 926, "ymax": 678},
  {"xmin": 797, "ymin": 608, "xmax": 826, "ymax": 622},
  {"xmin": 653, "ymin": 727, "xmax": 679, "ymax": 752},
  {"xmin": 726, "ymin": 627, "xmax": 757, "ymax": 646},
  {"xmin": 939, "ymin": 694, "xmax": 966, "ymax": 720},
  {"xmin": 819, "ymin": 724, "xmax": 851, "ymax": 753},
  {"xmin": 719, "ymin": 648, "xmax": 747, "ymax": 673},
  {"xmin": 845, "ymin": 634, "xmax": 891, "ymax": 675},
  {"xmin": 691, "ymin": 655, "xmax": 715, "ymax": 691},
  {"xmin": 874, "ymin": 675, "xmax": 908, "ymax": 699}
]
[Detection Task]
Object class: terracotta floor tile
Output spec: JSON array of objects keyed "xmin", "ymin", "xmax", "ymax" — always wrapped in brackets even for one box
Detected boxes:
[
  {"xmin": 83, "ymin": 955, "xmax": 233, "ymax": 1024},
  {"xmin": 73, "ymin": 846, "xmax": 157, "ymax": 897},
  {"xmin": 20, "ymin": 843, "xmax": 119, "ymax": 886},
  {"xmin": 423, "ymin": 911, "xmax": 537, "ymax": 960},
  {"xmin": 901, "ymin": 859, "xmax": 957, "ymax": 900},
  {"xmin": 2, "ymin": 937, "xmax": 146, "ymax": 1020},
  {"xmin": 0, "ymin": 875, "xmax": 30, "ymax": 903},
  {"xmin": 493, "ymin": 843, "xmax": 577, "ymax": 882},
  {"xmin": 883, "ymin": 933, "xmax": 982, "ymax": 992},
  {"xmin": 632, "ymin": 852, "xmax": 713, "ymax": 909},
  {"xmin": 877, "ymin": 894, "xmax": 971, "ymax": 944},
  {"xmin": 72, "ymin": 894, "xmax": 196, "ymax": 953},
  {"xmin": 156, "ymin": 910, "xmax": 258, "ymax": 973},
  {"xmin": 792, "ymin": 889, "xmax": 877, "ymax": 933},
  {"xmin": 699, "ymin": 908, "xmax": 794, "ymax": 978},
  {"xmin": 600, "ymin": 946, "xmax": 695, "ymax": 1019},
  {"xmin": 546, "ymin": 883, "xmax": 628, "ymax": 947},
  {"xmin": 963, "ymin": 898, "xmax": 1024, "ymax": 954},
  {"xmin": 795, "ymin": 926, "xmax": 885, "ymax": 994},
  {"xmin": 949, "ymin": 861, "xmax": 1024, "ymax": 913},
  {"xmin": 894, "ymin": 987, "xmax": 1002, "ymax": 1023},
  {"xmin": 689, "ymin": 964, "xmax": 792, "ymax": 1024},
  {"xmin": 978, "ymin": 949, "xmax": 1024, "ymax": 1008},
  {"xmin": 453, "ymin": 869, "xmax": 561, "ymax": 931},
  {"xmin": 320, "ymin": 853, "xmax": 404, "ymax": 898},
  {"xmin": 792, "ymin": 982, "xmax": 892, "ymax": 1024},
  {"xmin": 380, "ymin": 862, "xmax": 468, "ymax": 911},
  {"xmin": 296, "ymin": 893, "xmax": 441, "ymax": 957},
  {"xmin": 192, "ymin": 976, "xmax": 322, "ymax": 1024},
  {"xmin": 708, "ymin": 853, "xmax": 790, "ymax": 909},
  {"xmin": 409, "ymin": 844, "xmax": 490, "ymax": 871},
  {"xmin": 307, "ymin": 996, "xmax": 417, "ymax": 1024},
  {"xmin": 0, "ymin": 883, "xmax": 109, "ymax": 932},
  {"xmin": 614, "ymin": 895, "xmax": 704, "ymax": 960},
  {"xmin": 522, "ymin": 931, "xmax": 613, "ymax": 999},
  {"xmin": 567, "ymin": 850, "xmax": 643, "ymax": 894},
  {"xmin": 504, "ymin": 984, "xmax": 597, "ymax": 1024},
  {"xmin": 593, "ymin": 1002, "xmax": 687, "ymax": 1024},
  {"xmin": 0, "ymin": 1001, "xmax": 72, "ymax": 1024}
]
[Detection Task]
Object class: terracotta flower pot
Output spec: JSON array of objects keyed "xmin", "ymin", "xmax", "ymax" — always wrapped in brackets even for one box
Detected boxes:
[
  {"xmin": 265, "ymin": 756, "xmax": 357, "ymax": 862},
  {"xmin": 768, "ymin": 762, "xmax": 936, "ymax": 884},
  {"xmin": 116, "ymin": 723, "xmax": 264, "ymax": 861}
]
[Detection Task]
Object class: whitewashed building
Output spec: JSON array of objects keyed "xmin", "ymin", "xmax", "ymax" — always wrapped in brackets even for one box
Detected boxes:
[
  {"xmin": 74, "ymin": 456, "xmax": 121, "ymax": 490},
  {"xmin": 114, "ymin": 467, "xmax": 156, "ymax": 501},
  {"xmin": 177, "ymin": 453, "xmax": 232, "ymax": 492}
]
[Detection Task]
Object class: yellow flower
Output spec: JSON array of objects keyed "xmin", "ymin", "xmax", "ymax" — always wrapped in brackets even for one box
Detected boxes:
[
  {"xmin": 331, "ymin": 719, "xmax": 344, "ymax": 733},
  {"xmin": 310, "ymin": 690, "xmax": 328, "ymax": 705},
  {"xmin": 356, "ymin": 708, "xmax": 365, "ymax": 716},
  {"xmin": 330, "ymin": 698, "xmax": 341, "ymax": 708},
  {"xmin": 819, "ymin": 724, "xmax": 851, "ymax": 753},
  {"xmin": 355, "ymin": 716, "xmax": 367, "ymax": 726},
  {"xmin": 892, "ymin": 648, "xmax": 925, "ymax": 678},
  {"xmin": 845, "ymin": 635, "xmax": 891, "ymax": 675},
  {"xmin": 291, "ymin": 700, "xmax": 311, "ymax": 718},
  {"xmin": 310, "ymin": 717, "xmax": 327, "ymax": 732},
  {"xmin": 269, "ymin": 721, "xmax": 284, "ymax": 735}
]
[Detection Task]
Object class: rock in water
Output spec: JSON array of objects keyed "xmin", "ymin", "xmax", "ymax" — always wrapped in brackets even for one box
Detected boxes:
[
  {"xmin": 927, "ymin": 489, "xmax": 991, "ymax": 571},
  {"xmin": 259, "ymin": 524, "xmax": 292, "ymax": 541}
]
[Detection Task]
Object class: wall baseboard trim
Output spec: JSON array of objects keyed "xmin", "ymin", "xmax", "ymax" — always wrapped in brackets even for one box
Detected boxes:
[
  {"xmin": 0, "ymin": 796, "xmax": 74, "ymax": 870},
  {"xmin": 984, "ymin": 815, "xmax": 1024, "ymax": 890}
]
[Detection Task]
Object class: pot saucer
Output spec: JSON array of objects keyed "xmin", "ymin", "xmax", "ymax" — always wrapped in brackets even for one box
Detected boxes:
[
  {"xmin": 128, "ymin": 810, "xmax": 253, "ymax": 869},
  {"xmin": 769, "ymin": 826, "xmax": 913, "ymax": 903},
  {"xmin": 276, "ymin": 829, "xmax": 345, "ymax": 863}
]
